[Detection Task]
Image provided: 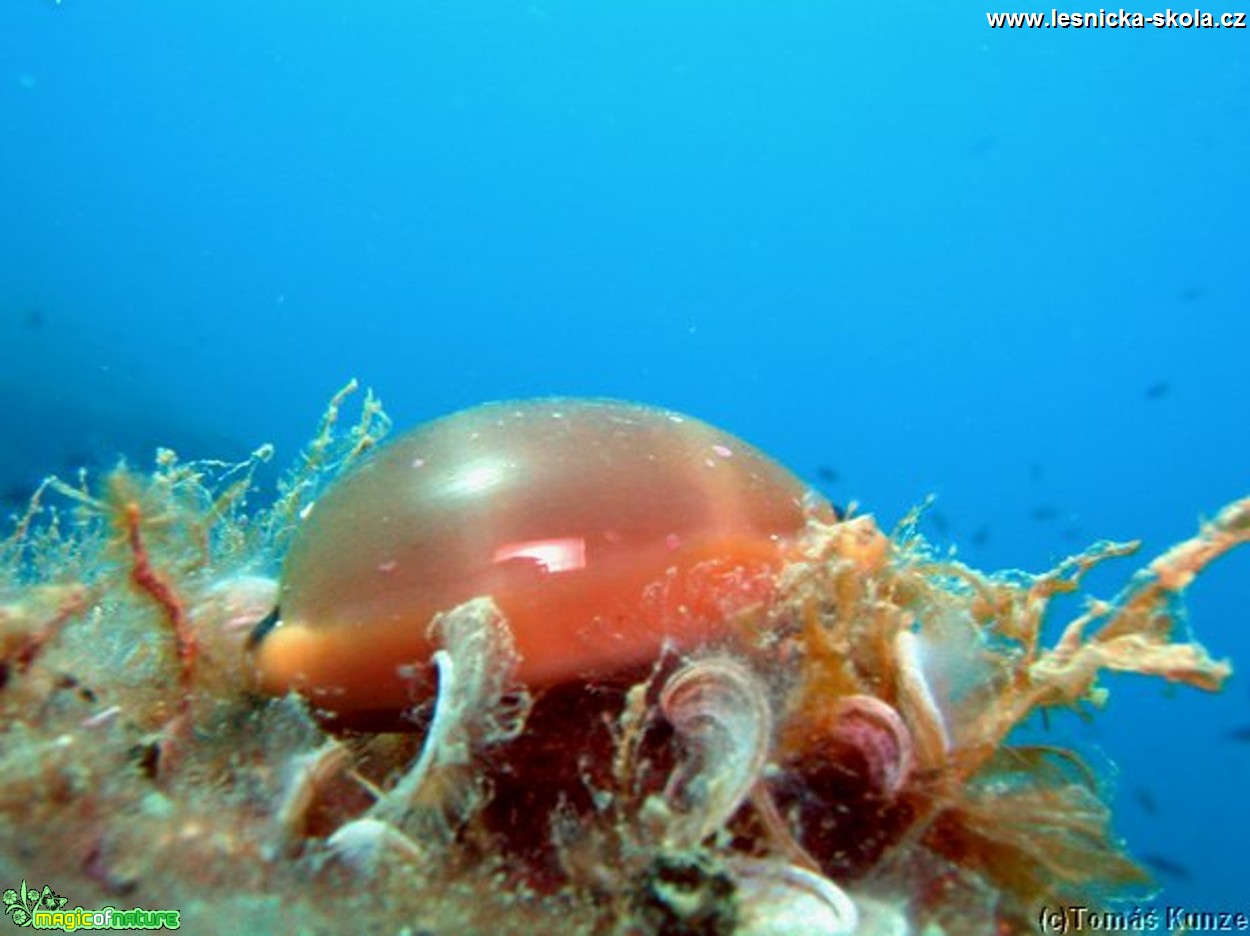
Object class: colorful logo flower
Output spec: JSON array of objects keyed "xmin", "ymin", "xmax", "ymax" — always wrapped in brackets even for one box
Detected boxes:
[{"xmin": 2, "ymin": 881, "xmax": 67, "ymax": 928}]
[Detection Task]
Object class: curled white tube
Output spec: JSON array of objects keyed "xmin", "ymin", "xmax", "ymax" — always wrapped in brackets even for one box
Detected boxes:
[{"xmin": 659, "ymin": 656, "xmax": 772, "ymax": 848}]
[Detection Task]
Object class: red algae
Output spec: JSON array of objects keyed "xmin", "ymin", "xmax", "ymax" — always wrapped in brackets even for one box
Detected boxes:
[{"xmin": 0, "ymin": 383, "xmax": 1244, "ymax": 936}]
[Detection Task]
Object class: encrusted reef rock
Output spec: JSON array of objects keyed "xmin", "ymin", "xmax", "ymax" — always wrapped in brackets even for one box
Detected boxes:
[{"xmin": 2, "ymin": 384, "xmax": 1244, "ymax": 935}]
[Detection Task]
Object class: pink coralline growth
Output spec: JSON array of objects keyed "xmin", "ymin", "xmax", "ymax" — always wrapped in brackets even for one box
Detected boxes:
[{"xmin": 0, "ymin": 385, "xmax": 1245, "ymax": 936}]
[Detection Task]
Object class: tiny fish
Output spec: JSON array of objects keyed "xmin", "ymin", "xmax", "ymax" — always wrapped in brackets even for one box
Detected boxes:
[
  {"xmin": 816, "ymin": 465, "xmax": 839, "ymax": 484},
  {"xmin": 1030, "ymin": 505, "xmax": 1060, "ymax": 522},
  {"xmin": 1132, "ymin": 786, "xmax": 1159, "ymax": 816},
  {"xmin": 971, "ymin": 525, "xmax": 990, "ymax": 547},
  {"xmin": 1144, "ymin": 381, "xmax": 1170, "ymax": 401},
  {"xmin": 970, "ymin": 135, "xmax": 997, "ymax": 157},
  {"xmin": 1225, "ymin": 724, "xmax": 1250, "ymax": 743},
  {"xmin": 1140, "ymin": 853, "xmax": 1192, "ymax": 881},
  {"xmin": 1, "ymin": 484, "xmax": 31, "ymax": 506}
]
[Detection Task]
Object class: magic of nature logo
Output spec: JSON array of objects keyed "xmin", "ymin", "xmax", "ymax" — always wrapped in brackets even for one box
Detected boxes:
[{"xmin": 3, "ymin": 880, "xmax": 179, "ymax": 931}]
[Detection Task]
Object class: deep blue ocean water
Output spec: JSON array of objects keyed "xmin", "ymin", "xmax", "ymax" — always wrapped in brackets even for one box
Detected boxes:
[{"xmin": 2, "ymin": 1, "xmax": 1247, "ymax": 916}]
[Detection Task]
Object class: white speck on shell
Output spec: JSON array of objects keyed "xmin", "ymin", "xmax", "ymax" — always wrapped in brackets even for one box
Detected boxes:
[{"xmin": 728, "ymin": 857, "xmax": 860, "ymax": 936}]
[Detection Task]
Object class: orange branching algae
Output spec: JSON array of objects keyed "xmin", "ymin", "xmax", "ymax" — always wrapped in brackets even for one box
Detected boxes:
[{"xmin": 0, "ymin": 383, "xmax": 1245, "ymax": 936}]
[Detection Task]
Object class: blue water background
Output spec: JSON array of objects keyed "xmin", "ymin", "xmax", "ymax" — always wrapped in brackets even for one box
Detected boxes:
[{"xmin": 2, "ymin": 1, "xmax": 1247, "ymax": 913}]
